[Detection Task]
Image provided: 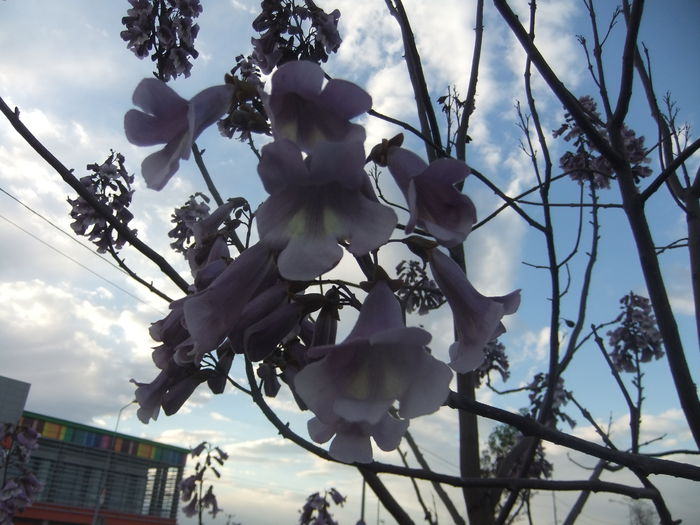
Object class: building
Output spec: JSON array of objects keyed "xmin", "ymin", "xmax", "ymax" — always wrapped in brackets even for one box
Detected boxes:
[
  {"xmin": 0, "ymin": 375, "xmax": 30, "ymax": 423},
  {"xmin": 0, "ymin": 377, "xmax": 189, "ymax": 525}
]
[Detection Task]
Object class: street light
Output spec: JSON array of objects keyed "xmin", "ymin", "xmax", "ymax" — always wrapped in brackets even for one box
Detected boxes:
[{"xmin": 91, "ymin": 400, "xmax": 136, "ymax": 525}]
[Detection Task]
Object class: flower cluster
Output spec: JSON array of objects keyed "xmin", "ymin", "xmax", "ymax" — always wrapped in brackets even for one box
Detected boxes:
[
  {"xmin": 475, "ymin": 339, "xmax": 510, "ymax": 387},
  {"xmin": 168, "ymin": 193, "xmax": 212, "ymax": 254},
  {"xmin": 395, "ymin": 259, "xmax": 445, "ymax": 315},
  {"xmin": 179, "ymin": 441, "xmax": 226, "ymax": 519},
  {"xmin": 0, "ymin": 424, "xmax": 42, "ymax": 523},
  {"xmin": 67, "ymin": 151, "xmax": 135, "ymax": 253},
  {"xmin": 130, "ymin": 200, "xmax": 254, "ymax": 423},
  {"xmin": 299, "ymin": 488, "xmax": 345, "ymax": 525},
  {"xmin": 218, "ymin": 55, "xmax": 270, "ymax": 141},
  {"xmin": 553, "ymin": 95, "xmax": 652, "ymax": 188},
  {"xmin": 251, "ymin": 0, "xmax": 342, "ymax": 74},
  {"xmin": 126, "ymin": 60, "xmax": 519, "ymax": 462},
  {"xmin": 121, "ymin": 0, "xmax": 203, "ymax": 81},
  {"xmin": 527, "ymin": 373, "xmax": 575, "ymax": 428},
  {"xmin": 607, "ymin": 292, "xmax": 663, "ymax": 373}
]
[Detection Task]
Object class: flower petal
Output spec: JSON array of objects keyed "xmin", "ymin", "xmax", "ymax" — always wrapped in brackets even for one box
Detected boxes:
[
  {"xmin": 140, "ymin": 139, "xmax": 186, "ymax": 190},
  {"xmin": 277, "ymin": 232, "xmax": 344, "ymax": 281},
  {"xmin": 318, "ymin": 78, "xmax": 372, "ymax": 120},
  {"xmin": 397, "ymin": 351, "xmax": 452, "ymax": 418},
  {"xmin": 124, "ymin": 109, "xmax": 183, "ymax": 146},
  {"xmin": 308, "ymin": 417, "xmax": 336, "ymax": 444},
  {"xmin": 190, "ymin": 84, "xmax": 234, "ymax": 138},
  {"xmin": 386, "ymin": 146, "xmax": 427, "ymax": 194},
  {"xmin": 270, "ymin": 60, "xmax": 325, "ymax": 100},
  {"xmin": 346, "ymin": 281, "xmax": 404, "ymax": 341},
  {"xmin": 329, "ymin": 426, "xmax": 373, "ymax": 464},
  {"xmin": 132, "ymin": 78, "xmax": 187, "ymax": 118},
  {"xmin": 257, "ymin": 139, "xmax": 310, "ymax": 194},
  {"xmin": 371, "ymin": 413, "xmax": 409, "ymax": 452}
]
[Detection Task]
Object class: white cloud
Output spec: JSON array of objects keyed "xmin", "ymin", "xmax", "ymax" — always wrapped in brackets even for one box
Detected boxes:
[
  {"xmin": 0, "ymin": 279, "xmax": 154, "ymax": 421},
  {"xmin": 210, "ymin": 411, "xmax": 233, "ymax": 422}
]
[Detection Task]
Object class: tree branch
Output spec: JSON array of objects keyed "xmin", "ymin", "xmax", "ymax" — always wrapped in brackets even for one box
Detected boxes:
[
  {"xmin": 447, "ymin": 391, "xmax": 700, "ymax": 481},
  {"xmin": 0, "ymin": 96, "xmax": 190, "ymax": 294},
  {"xmin": 385, "ymin": 0, "xmax": 443, "ymax": 161},
  {"xmin": 491, "ymin": 0, "xmax": 623, "ymax": 168},
  {"xmin": 456, "ymin": 0, "xmax": 484, "ymax": 162}
]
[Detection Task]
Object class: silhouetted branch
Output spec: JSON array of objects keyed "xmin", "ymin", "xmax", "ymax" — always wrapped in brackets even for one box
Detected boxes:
[{"xmin": 0, "ymin": 96, "xmax": 190, "ymax": 294}]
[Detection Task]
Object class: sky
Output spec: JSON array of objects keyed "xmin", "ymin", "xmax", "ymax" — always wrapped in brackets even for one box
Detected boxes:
[{"xmin": 1, "ymin": 1, "xmax": 699, "ymax": 524}]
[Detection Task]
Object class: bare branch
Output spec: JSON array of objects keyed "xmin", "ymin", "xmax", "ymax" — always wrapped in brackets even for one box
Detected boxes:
[{"xmin": 0, "ymin": 96, "xmax": 190, "ymax": 294}]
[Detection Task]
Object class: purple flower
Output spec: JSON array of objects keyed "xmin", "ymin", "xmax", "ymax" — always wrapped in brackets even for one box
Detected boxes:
[
  {"xmin": 121, "ymin": 0, "xmax": 203, "ymax": 81},
  {"xmin": 16, "ymin": 428, "xmax": 40, "ymax": 451},
  {"xmin": 181, "ymin": 494, "xmax": 198, "ymax": 517},
  {"xmin": 185, "ymin": 200, "xmax": 238, "ymax": 289},
  {"xmin": 190, "ymin": 441, "xmax": 207, "ymax": 457},
  {"xmin": 311, "ymin": 8, "xmax": 342, "ymax": 54},
  {"xmin": 429, "ymin": 249, "xmax": 520, "ymax": 373},
  {"xmin": 251, "ymin": 34, "xmax": 283, "ymax": 75},
  {"xmin": 183, "ymin": 243, "xmax": 276, "ymax": 362},
  {"xmin": 234, "ymin": 282, "xmax": 303, "ymax": 361},
  {"xmin": 202, "ymin": 485, "xmax": 222, "ymax": 517},
  {"xmin": 264, "ymin": 61, "xmax": 371, "ymax": 151},
  {"xmin": 307, "ymin": 413, "xmax": 409, "ymax": 464},
  {"xmin": 179, "ymin": 472, "xmax": 201, "ymax": 501},
  {"xmin": 328, "ymin": 488, "xmax": 345, "ymax": 506},
  {"xmin": 256, "ymin": 139, "xmax": 397, "ymax": 280},
  {"xmin": 387, "ymin": 147, "xmax": 476, "ymax": 247},
  {"xmin": 131, "ymin": 361, "xmax": 208, "ymax": 423},
  {"xmin": 295, "ymin": 281, "xmax": 452, "ymax": 462},
  {"xmin": 124, "ymin": 78, "xmax": 232, "ymax": 190}
]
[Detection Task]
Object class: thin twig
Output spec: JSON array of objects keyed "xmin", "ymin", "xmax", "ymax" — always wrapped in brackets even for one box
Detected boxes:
[
  {"xmin": 456, "ymin": 0, "xmax": 484, "ymax": 162},
  {"xmin": 106, "ymin": 242, "xmax": 173, "ymax": 303}
]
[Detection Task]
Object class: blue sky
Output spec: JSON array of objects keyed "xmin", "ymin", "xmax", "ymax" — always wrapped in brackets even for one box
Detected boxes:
[{"xmin": 1, "ymin": 1, "xmax": 699, "ymax": 524}]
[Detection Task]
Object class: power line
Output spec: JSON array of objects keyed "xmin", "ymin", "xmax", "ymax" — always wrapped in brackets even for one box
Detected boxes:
[
  {"xmin": 0, "ymin": 212, "xmax": 165, "ymax": 314},
  {"xmin": 0, "ymin": 183, "xmax": 130, "ymax": 277},
  {"xmin": 416, "ymin": 445, "xmax": 461, "ymax": 472}
]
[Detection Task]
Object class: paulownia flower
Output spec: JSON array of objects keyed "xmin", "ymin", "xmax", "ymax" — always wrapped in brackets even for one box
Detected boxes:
[
  {"xmin": 256, "ymin": 139, "xmax": 397, "ymax": 280},
  {"xmin": 264, "ymin": 60, "xmax": 371, "ymax": 151},
  {"xmin": 124, "ymin": 78, "xmax": 232, "ymax": 190},
  {"xmin": 429, "ymin": 248, "xmax": 520, "ymax": 373},
  {"xmin": 230, "ymin": 280, "xmax": 303, "ymax": 362},
  {"xmin": 183, "ymin": 242, "xmax": 276, "ymax": 363},
  {"xmin": 387, "ymin": 147, "xmax": 476, "ymax": 247},
  {"xmin": 295, "ymin": 281, "xmax": 452, "ymax": 462},
  {"xmin": 130, "ymin": 361, "xmax": 208, "ymax": 423},
  {"xmin": 185, "ymin": 200, "xmax": 236, "ymax": 289}
]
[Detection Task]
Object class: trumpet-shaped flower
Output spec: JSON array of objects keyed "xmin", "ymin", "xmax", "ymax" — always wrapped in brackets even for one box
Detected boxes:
[
  {"xmin": 183, "ymin": 242, "xmax": 276, "ymax": 363},
  {"xmin": 429, "ymin": 249, "xmax": 520, "ymax": 373},
  {"xmin": 295, "ymin": 281, "xmax": 452, "ymax": 462},
  {"xmin": 265, "ymin": 60, "xmax": 371, "ymax": 151},
  {"xmin": 387, "ymin": 147, "xmax": 476, "ymax": 247},
  {"xmin": 256, "ymin": 139, "xmax": 397, "ymax": 280},
  {"xmin": 124, "ymin": 78, "xmax": 232, "ymax": 190}
]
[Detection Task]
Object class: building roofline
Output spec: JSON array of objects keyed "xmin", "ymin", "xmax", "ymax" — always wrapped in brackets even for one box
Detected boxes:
[{"xmin": 22, "ymin": 410, "xmax": 190, "ymax": 454}]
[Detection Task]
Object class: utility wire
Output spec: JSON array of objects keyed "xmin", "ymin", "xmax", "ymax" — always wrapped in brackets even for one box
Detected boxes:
[
  {"xmin": 0, "ymin": 183, "xmax": 130, "ymax": 277},
  {"xmin": 0, "ymin": 212, "xmax": 165, "ymax": 315}
]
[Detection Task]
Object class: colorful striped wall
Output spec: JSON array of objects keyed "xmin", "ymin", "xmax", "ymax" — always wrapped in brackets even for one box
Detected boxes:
[{"xmin": 20, "ymin": 412, "xmax": 187, "ymax": 467}]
